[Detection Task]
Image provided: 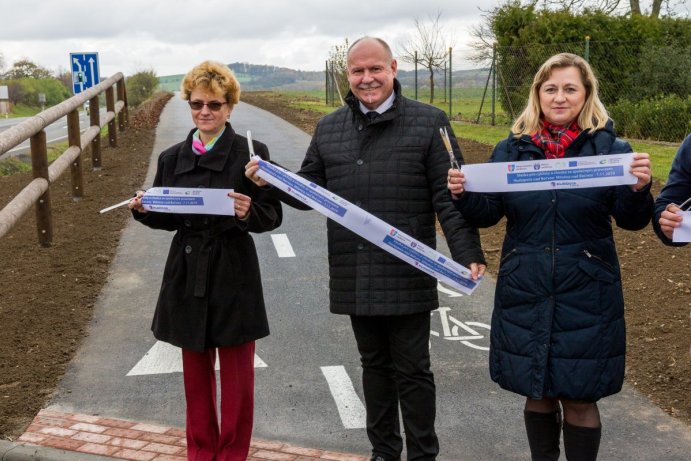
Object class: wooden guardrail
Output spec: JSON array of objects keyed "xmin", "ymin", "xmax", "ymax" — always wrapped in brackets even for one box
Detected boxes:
[{"xmin": 0, "ymin": 73, "xmax": 128, "ymax": 246}]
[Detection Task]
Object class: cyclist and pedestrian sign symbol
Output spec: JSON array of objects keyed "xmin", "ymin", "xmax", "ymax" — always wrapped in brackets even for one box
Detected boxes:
[{"xmin": 70, "ymin": 52, "xmax": 100, "ymax": 94}]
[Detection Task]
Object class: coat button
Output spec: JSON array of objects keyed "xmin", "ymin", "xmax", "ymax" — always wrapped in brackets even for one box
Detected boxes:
[
  {"xmin": 358, "ymin": 124, "xmax": 364, "ymax": 131},
  {"xmin": 185, "ymin": 245, "xmax": 192, "ymax": 254},
  {"xmin": 184, "ymin": 219, "xmax": 191, "ymax": 227},
  {"xmin": 357, "ymin": 243, "xmax": 364, "ymax": 250},
  {"xmin": 355, "ymin": 201, "xmax": 362, "ymax": 207},
  {"xmin": 356, "ymin": 159, "xmax": 364, "ymax": 166}
]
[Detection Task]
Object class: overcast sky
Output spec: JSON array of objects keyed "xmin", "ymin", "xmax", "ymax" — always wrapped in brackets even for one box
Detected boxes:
[{"xmin": 0, "ymin": 0, "xmax": 504, "ymax": 77}]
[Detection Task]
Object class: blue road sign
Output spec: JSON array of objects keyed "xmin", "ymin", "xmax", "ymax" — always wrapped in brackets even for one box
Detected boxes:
[{"xmin": 70, "ymin": 52, "xmax": 100, "ymax": 94}]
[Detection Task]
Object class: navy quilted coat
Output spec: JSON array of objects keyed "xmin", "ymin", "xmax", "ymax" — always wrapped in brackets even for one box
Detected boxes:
[
  {"xmin": 282, "ymin": 80, "xmax": 485, "ymax": 315},
  {"xmin": 454, "ymin": 122, "xmax": 653, "ymax": 400}
]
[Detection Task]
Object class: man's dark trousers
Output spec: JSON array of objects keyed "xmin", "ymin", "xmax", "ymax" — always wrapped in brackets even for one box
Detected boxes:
[{"xmin": 350, "ymin": 311, "xmax": 438, "ymax": 461}]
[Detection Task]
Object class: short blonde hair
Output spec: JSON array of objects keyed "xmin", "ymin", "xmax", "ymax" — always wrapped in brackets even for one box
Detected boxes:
[
  {"xmin": 512, "ymin": 53, "xmax": 609, "ymax": 136},
  {"xmin": 180, "ymin": 60, "xmax": 240, "ymax": 106}
]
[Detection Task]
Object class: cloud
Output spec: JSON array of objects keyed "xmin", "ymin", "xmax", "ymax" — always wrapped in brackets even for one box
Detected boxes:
[{"xmin": 0, "ymin": 0, "xmax": 496, "ymax": 76}]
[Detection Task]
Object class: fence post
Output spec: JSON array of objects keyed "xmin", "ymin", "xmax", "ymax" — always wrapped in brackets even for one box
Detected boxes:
[
  {"xmin": 106, "ymin": 86, "xmax": 117, "ymax": 147},
  {"xmin": 67, "ymin": 109, "xmax": 84, "ymax": 200},
  {"xmin": 448, "ymin": 47, "xmax": 453, "ymax": 119},
  {"xmin": 122, "ymin": 78, "xmax": 129, "ymax": 127},
  {"xmin": 584, "ymin": 36, "xmax": 590, "ymax": 62},
  {"xmin": 117, "ymin": 78, "xmax": 127, "ymax": 130},
  {"xmin": 325, "ymin": 60, "xmax": 330, "ymax": 106},
  {"xmin": 30, "ymin": 130, "xmax": 53, "ymax": 247},
  {"xmin": 414, "ymin": 51, "xmax": 418, "ymax": 101},
  {"xmin": 89, "ymin": 95, "xmax": 102, "ymax": 170},
  {"xmin": 492, "ymin": 43, "xmax": 497, "ymax": 126}
]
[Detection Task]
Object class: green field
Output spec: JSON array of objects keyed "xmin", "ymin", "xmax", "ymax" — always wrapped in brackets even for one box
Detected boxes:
[{"xmin": 272, "ymin": 90, "xmax": 679, "ymax": 182}]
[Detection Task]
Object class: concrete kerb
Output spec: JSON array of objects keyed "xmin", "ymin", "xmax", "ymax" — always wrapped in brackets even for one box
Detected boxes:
[{"xmin": 0, "ymin": 440, "xmax": 114, "ymax": 461}]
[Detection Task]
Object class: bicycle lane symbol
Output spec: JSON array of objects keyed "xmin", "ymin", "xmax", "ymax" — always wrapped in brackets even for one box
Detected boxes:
[{"xmin": 430, "ymin": 306, "xmax": 490, "ymax": 351}]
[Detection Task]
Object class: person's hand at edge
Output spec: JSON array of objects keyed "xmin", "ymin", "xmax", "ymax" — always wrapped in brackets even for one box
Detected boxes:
[
  {"xmin": 630, "ymin": 153, "xmax": 652, "ymax": 191},
  {"xmin": 245, "ymin": 159, "xmax": 269, "ymax": 187},
  {"xmin": 128, "ymin": 190, "xmax": 147, "ymax": 214}
]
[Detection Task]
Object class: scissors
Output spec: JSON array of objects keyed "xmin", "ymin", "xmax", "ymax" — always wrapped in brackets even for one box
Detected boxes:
[
  {"xmin": 246, "ymin": 130, "xmax": 258, "ymax": 160},
  {"xmin": 439, "ymin": 127, "xmax": 461, "ymax": 170},
  {"xmin": 674, "ymin": 196, "xmax": 691, "ymax": 210}
]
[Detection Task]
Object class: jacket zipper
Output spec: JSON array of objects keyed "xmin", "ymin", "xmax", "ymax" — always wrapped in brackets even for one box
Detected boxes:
[
  {"xmin": 583, "ymin": 249, "xmax": 616, "ymax": 272},
  {"xmin": 500, "ymin": 248, "xmax": 517, "ymax": 264}
]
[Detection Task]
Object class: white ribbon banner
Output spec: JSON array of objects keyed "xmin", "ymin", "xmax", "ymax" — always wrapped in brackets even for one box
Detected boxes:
[
  {"xmin": 462, "ymin": 153, "xmax": 637, "ymax": 193},
  {"xmin": 141, "ymin": 187, "xmax": 234, "ymax": 215},
  {"xmin": 255, "ymin": 159, "xmax": 481, "ymax": 295},
  {"xmin": 673, "ymin": 211, "xmax": 691, "ymax": 243}
]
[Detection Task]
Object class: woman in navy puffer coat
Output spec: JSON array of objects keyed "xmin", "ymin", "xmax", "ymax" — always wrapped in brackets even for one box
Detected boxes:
[{"xmin": 448, "ymin": 53, "xmax": 653, "ymax": 461}]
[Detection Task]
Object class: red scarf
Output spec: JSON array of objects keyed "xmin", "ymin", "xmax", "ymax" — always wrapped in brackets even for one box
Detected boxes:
[{"xmin": 531, "ymin": 120, "xmax": 582, "ymax": 159}]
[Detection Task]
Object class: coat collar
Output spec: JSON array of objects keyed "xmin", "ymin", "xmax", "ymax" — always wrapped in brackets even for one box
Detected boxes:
[
  {"xmin": 174, "ymin": 122, "xmax": 236, "ymax": 175},
  {"xmin": 513, "ymin": 119, "xmax": 617, "ymax": 158}
]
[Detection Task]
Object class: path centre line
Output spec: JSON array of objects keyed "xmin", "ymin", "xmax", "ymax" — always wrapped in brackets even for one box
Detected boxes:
[
  {"xmin": 320, "ymin": 365, "xmax": 366, "ymax": 429},
  {"xmin": 271, "ymin": 233, "xmax": 296, "ymax": 258}
]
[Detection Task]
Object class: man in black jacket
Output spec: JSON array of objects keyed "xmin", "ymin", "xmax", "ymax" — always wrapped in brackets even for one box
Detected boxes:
[{"xmin": 247, "ymin": 36, "xmax": 485, "ymax": 461}]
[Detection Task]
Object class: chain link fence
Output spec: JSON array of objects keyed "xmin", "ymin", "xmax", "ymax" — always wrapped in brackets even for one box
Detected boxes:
[{"xmin": 391, "ymin": 40, "xmax": 689, "ymax": 143}]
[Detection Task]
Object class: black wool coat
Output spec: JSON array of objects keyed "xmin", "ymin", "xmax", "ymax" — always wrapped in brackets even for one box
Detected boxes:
[
  {"xmin": 134, "ymin": 124, "xmax": 282, "ymax": 352},
  {"xmin": 454, "ymin": 121, "xmax": 653, "ymax": 401},
  {"xmin": 278, "ymin": 80, "xmax": 485, "ymax": 316}
]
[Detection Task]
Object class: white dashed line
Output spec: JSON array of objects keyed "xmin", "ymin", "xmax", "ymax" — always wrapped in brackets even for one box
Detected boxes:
[
  {"xmin": 271, "ymin": 233, "xmax": 296, "ymax": 258},
  {"xmin": 320, "ymin": 365, "xmax": 366, "ymax": 429}
]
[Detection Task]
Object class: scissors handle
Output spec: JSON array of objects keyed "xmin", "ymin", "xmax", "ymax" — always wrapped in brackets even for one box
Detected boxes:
[{"xmin": 440, "ymin": 127, "xmax": 461, "ymax": 170}]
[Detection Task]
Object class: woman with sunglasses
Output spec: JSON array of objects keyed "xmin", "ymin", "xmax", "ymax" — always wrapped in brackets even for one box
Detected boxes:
[
  {"xmin": 129, "ymin": 60, "xmax": 282, "ymax": 461},
  {"xmin": 654, "ymin": 134, "xmax": 691, "ymax": 246}
]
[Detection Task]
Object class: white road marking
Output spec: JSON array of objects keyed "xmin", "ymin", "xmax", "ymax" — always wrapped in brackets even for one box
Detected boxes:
[
  {"xmin": 271, "ymin": 233, "xmax": 296, "ymax": 258},
  {"xmin": 320, "ymin": 366, "xmax": 366, "ymax": 429},
  {"xmin": 126, "ymin": 340, "xmax": 267, "ymax": 376},
  {"xmin": 437, "ymin": 281, "xmax": 463, "ymax": 298}
]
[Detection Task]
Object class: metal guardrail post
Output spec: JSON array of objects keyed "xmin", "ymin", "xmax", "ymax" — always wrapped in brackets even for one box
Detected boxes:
[
  {"xmin": 89, "ymin": 96, "xmax": 102, "ymax": 170},
  {"xmin": 491, "ymin": 44, "xmax": 497, "ymax": 127},
  {"xmin": 67, "ymin": 109, "xmax": 84, "ymax": 200},
  {"xmin": 29, "ymin": 130, "xmax": 53, "ymax": 247},
  {"xmin": 448, "ymin": 47, "xmax": 453, "ymax": 119},
  {"xmin": 117, "ymin": 81, "xmax": 126, "ymax": 132},
  {"xmin": 414, "ymin": 51, "xmax": 418, "ymax": 101},
  {"xmin": 106, "ymin": 86, "xmax": 117, "ymax": 147}
]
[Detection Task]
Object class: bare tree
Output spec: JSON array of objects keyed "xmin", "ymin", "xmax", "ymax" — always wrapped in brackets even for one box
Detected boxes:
[
  {"xmin": 536, "ymin": 0, "xmax": 672, "ymax": 17},
  {"xmin": 55, "ymin": 67, "xmax": 72, "ymax": 92},
  {"xmin": 398, "ymin": 11, "xmax": 453, "ymax": 104},
  {"xmin": 327, "ymin": 38, "xmax": 350, "ymax": 105}
]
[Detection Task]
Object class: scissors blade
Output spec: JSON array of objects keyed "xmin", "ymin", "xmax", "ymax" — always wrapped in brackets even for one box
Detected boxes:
[
  {"xmin": 246, "ymin": 130, "xmax": 256, "ymax": 159},
  {"xmin": 98, "ymin": 198, "xmax": 132, "ymax": 214},
  {"xmin": 439, "ymin": 127, "xmax": 461, "ymax": 170}
]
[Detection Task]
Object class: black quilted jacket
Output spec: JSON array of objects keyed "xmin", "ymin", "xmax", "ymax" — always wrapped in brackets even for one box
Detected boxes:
[{"xmin": 283, "ymin": 80, "xmax": 485, "ymax": 315}]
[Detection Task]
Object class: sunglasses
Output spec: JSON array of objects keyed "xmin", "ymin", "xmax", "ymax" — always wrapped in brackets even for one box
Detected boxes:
[{"xmin": 188, "ymin": 100, "xmax": 227, "ymax": 111}]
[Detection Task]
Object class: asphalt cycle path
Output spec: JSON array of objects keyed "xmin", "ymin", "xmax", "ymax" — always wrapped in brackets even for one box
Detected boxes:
[{"xmin": 45, "ymin": 94, "xmax": 691, "ymax": 460}]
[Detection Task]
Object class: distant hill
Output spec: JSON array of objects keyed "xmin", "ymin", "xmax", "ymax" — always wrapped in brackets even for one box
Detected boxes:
[
  {"xmin": 157, "ymin": 63, "xmax": 324, "ymax": 93},
  {"xmin": 157, "ymin": 63, "xmax": 490, "ymax": 93}
]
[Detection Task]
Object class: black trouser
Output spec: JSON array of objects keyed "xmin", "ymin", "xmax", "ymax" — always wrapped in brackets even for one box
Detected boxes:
[{"xmin": 350, "ymin": 312, "xmax": 438, "ymax": 461}]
